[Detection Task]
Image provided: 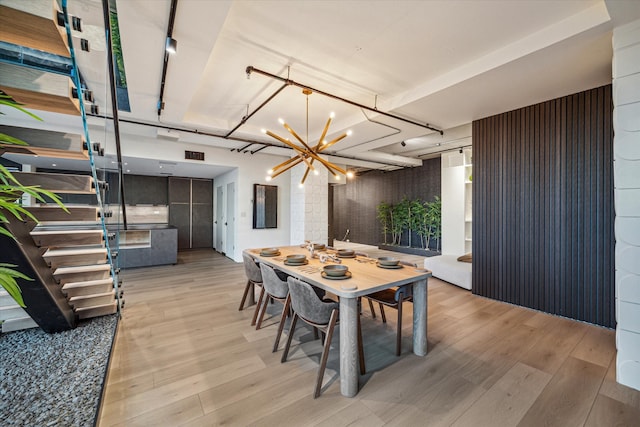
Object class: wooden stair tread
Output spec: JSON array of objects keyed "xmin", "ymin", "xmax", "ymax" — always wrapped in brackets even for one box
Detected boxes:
[
  {"xmin": 44, "ymin": 247, "xmax": 107, "ymax": 257},
  {"xmin": 31, "ymin": 229, "xmax": 103, "ymax": 235},
  {"xmin": 76, "ymin": 301, "xmax": 118, "ymax": 319},
  {"xmin": 0, "ymin": 125, "xmax": 86, "ymax": 158},
  {"xmin": 44, "ymin": 249, "xmax": 108, "ymax": 269},
  {"xmin": 69, "ymin": 291, "xmax": 116, "ymax": 310},
  {"xmin": 69, "ymin": 290, "xmax": 115, "ymax": 303},
  {"xmin": 54, "ymin": 264, "xmax": 111, "ymax": 275},
  {"xmin": 0, "ymin": 64, "xmax": 79, "ymax": 116},
  {"xmin": 0, "ymin": 4, "xmax": 70, "ymax": 57},
  {"xmin": 62, "ymin": 278, "xmax": 114, "ymax": 290},
  {"xmin": 13, "ymin": 172, "xmax": 95, "ymax": 194},
  {"xmin": 75, "ymin": 301, "xmax": 117, "ymax": 312},
  {"xmin": 26, "ymin": 206, "xmax": 100, "ymax": 223}
]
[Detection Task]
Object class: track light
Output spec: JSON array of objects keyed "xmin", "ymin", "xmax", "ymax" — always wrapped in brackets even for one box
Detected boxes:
[{"xmin": 166, "ymin": 37, "xmax": 177, "ymax": 54}]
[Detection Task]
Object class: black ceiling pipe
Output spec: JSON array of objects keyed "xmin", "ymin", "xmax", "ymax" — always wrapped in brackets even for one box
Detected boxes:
[
  {"xmin": 224, "ymin": 82, "xmax": 289, "ymax": 138},
  {"xmin": 246, "ymin": 65, "xmax": 443, "ymax": 135},
  {"xmin": 88, "ymin": 113, "xmax": 417, "ymax": 169}
]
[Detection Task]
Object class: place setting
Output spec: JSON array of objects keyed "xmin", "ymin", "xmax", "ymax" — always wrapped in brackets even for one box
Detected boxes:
[
  {"xmin": 321, "ymin": 264, "xmax": 357, "ymax": 290},
  {"xmin": 283, "ymin": 254, "xmax": 308, "ymax": 266},
  {"xmin": 336, "ymin": 248, "xmax": 356, "ymax": 258},
  {"xmin": 321, "ymin": 264, "xmax": 352, "ymax": 280},
  {"xmin": 376, "ymin": 256, "xmax": 403, "ymax": 269},
  {"xmin": 259, "ymin": 247, "xmax": 280, "ymax": 257}
]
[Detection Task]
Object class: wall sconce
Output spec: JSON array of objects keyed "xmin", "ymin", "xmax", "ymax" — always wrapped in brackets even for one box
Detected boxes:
[{"xmin": 166, "ymin": 37, "xmax": 177, "ymax": 54}]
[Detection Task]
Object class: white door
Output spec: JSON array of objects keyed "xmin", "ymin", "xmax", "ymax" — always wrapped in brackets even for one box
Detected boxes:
[
  {"xmin": 226, "ymin": 182, "xmax": 235, "ymax": 259},
  {"xmin": 215, "ymin": 185, "xmax": 224, "ymax": 253}
]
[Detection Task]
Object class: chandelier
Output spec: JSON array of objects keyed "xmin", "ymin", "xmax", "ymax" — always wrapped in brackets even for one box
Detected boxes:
[{"xmin": 262, "ymin": 89, "xmax": 354, "ymax": 186}]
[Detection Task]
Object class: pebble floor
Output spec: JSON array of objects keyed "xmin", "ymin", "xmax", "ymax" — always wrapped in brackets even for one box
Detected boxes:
[{"xmin": 0, "ymin": 315, "xmax": 118, "ymax": 426}]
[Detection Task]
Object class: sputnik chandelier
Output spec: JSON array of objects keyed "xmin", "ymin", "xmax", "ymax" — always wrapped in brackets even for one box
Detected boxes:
[{"xmin": 262, "ymin": 89, "xmax": 354, "ymax": 186}]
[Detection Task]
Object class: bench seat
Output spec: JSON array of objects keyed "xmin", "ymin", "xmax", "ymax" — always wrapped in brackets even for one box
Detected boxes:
[{"xmin": 424, "ymin": 255, "xmax": 472, "ymax": 290}]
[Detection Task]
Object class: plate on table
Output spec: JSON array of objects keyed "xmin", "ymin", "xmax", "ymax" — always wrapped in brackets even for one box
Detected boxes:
[
  {"xmin": 284, "ymin": 260, "xmax": 309, "ymax": 266},
  {"xmin": 376, "ymin": 262, "xmax": 403, "ymax": 269},
  {"xmin": 321, "ymin": 271, "xmax": 352, "ymax": 280},
  {"xmin": 260, "ymin": 251, "xmax": 281, "ymax": 257},
  {"xmin": 337, "ymin": 254, "xmax": 356, "ymax": 258}
]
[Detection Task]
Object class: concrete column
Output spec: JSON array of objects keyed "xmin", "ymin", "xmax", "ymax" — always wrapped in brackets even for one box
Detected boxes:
[{"xmin": 613, "ymin": 18, "xmax": 640, "ymax": 391}]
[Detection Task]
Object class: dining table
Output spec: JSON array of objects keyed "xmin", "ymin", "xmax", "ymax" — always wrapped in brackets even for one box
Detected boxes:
[{"xmin": 246, "ymin": 245, "xmax": 432, "ymax": 397}]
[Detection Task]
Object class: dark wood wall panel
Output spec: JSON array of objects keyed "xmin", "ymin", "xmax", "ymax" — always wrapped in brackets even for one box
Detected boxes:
[
  {"xmin": 473, "ymin": 85, "xmax": 614, "ymax": 328},
  {"xmin": 332, "ymin": 157, "xmax": 440, "ymax": 246}
]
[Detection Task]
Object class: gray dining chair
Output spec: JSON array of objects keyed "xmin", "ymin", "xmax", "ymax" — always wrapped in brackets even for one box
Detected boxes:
[
  {"xmin": 257, "ymin": 263, "xmax": 291, "ymax": 352},
  {"xmin": 282, "ymin": 276, "xmax": 365, "ymax": 398},
  {"xmin": 240, "ymin": 252, "xmax": 264, "ymax": 326},
  {"xmin": 364, "ymin": 284, "xmax": 413, "ymax": 356}
]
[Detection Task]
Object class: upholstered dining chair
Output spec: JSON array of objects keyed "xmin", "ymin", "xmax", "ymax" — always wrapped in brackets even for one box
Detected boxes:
[
  {"xmin": 282, "ymin": 277, "xmax": 365, "ymax": 398},
  {"xmin": 240, "ymin": 252, "xmax": 264, "ymax": 326},
  {"xmin": 364, "ymin": 284, "xmax": 413, "ymax": 356},
  {"xmin": 257, "ymin": 263, "xmax": 291, "ymax": 352}
]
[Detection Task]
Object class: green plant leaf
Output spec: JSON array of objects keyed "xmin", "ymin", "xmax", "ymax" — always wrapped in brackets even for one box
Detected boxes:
[
  {"xmin": 0, "ymin": 92, "xmax": 43, "ymax": 122},
  {"xmin": 0, "ymin": 263, "xmax": 31, "ymax": 308},
  {"xmin": 0, "ymin": 132, "xmax": 29, "ymax": 146}
]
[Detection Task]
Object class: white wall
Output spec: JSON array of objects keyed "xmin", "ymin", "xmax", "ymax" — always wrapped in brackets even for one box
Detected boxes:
[
  {"xmin": 613, "ymin": 18, "xmax": 640, "ymax": 392},
  {"xmin": 219, "ymin": 158, "xmax": 291, "ymax": 262}
]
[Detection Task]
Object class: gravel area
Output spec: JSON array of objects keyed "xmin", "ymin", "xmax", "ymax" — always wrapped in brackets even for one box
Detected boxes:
[{"xmin": 0, "ymin": 315, "xmax": 118, "ymax": 427}]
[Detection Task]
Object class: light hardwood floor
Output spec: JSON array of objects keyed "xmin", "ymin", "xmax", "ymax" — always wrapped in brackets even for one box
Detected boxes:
[{"xmin": 98, "ymin": 249, "xmax": 640, "ymax": 426}]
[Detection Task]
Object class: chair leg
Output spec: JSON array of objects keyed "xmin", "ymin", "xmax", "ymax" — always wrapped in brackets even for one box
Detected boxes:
[
  {"xmin": 368, "ymin": 298, "xmax": 376, "ymax": 319},
  {"xmin": 396, "ymin": 301, "xmax": 403, "ymax": 356},
  {"xmin": 379, "ymin": 303, "xmax": 387, "ymax": 323},
  {"xmin": 281, "ymin": 313, "xmax": 298, "ymax": 363},
  {"xmin": 315, "ymin": 309, "xmax": 338, "ymax": 398},
  {"xmin": 238, "ymin": 280, "xmax": 252, "ymax": 311},
  {"xmin": 273, "ymin": 295, "xmax": 291, "ymax": 352},
  {"xmin": 255, "ymin": 292, "xmax": 270, "ymax": 330},
  {"xmin": 251, "ymin": 287, "xmax": 265, "ymax": 326},
  {"xmin": 358, "ymin": 309, "xmax": 366, "ymax": 375}
]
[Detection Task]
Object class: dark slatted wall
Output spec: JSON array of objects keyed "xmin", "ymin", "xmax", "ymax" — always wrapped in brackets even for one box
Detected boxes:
[
  {"xmin": 473, "ymin": 85, "xmax": 615, "ymax": 328},
  {"xmin": 332, "ymin": 157, "xmax": 440, "ymax": 246}
]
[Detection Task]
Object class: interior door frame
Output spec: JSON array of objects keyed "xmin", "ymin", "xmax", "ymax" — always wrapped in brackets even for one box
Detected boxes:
[
  {"xmin": 215, "ymin": 185, "xmax": 224, "ymax": 254},
  {"xmin": 226, "ymin": 182, "xmax": 235, "ymax": 260}
]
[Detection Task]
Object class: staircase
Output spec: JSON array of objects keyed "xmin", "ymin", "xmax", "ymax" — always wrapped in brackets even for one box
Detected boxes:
[
  {"xmin": 0, "ymin": 290, "xmax": 38, "ymax": 333},
  {"xmin": 0, "ymin": 0, "xmax": 122, "ymax": 332}
]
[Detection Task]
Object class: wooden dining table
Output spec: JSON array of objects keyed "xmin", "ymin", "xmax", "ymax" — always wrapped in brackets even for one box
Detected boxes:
[{"xmin": 246, "ymin": 245, "xmax": 432, "ymax": 397}]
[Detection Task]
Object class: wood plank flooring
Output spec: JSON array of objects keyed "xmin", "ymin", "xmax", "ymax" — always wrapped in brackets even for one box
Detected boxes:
[{"xmin": 97, "ymin": 249, "xmax": 640, "ymax": 426}]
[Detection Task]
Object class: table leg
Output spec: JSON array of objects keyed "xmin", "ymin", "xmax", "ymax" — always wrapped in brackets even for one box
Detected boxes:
[
  {"xmin": 412, "ymin": 278, "xmax": 428, "ymax": 356},
  {"xmin": 339, "ymin": 296, "xmax": 359, "ymax": 397}
]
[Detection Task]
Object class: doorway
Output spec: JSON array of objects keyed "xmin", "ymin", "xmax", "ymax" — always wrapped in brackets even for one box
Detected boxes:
[
  {"xmin": 226, "ymin": 182, "xmax": 235, "ymax": 259},
  {"xmin": 215, "ymin": 185, "xmax": 224, "ymax": 254}
]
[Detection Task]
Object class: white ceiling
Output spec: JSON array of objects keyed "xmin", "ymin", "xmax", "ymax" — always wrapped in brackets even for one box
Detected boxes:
[{"xmin": 3, "ymin": 0, "xmax": 640, "ymax": 177}]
